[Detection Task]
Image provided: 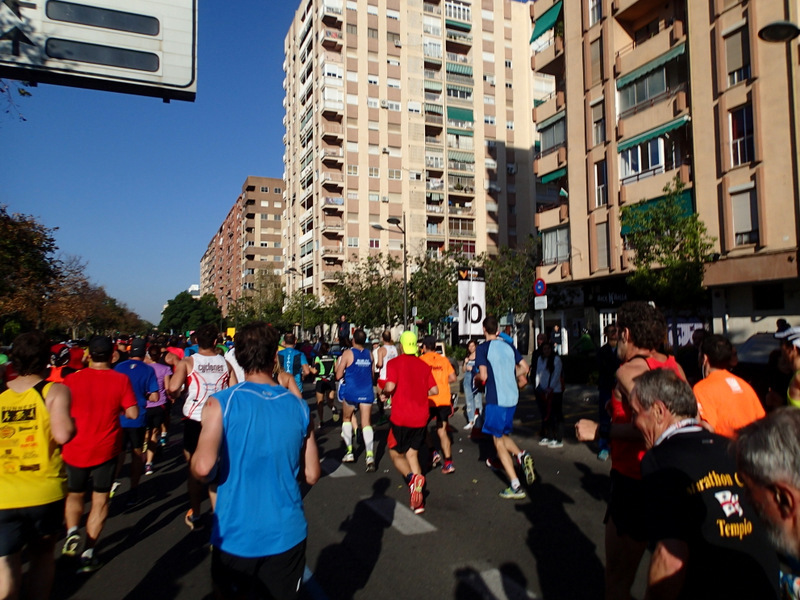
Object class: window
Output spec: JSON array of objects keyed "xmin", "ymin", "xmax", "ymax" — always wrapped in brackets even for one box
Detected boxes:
[
  {"xmin": 620, "ymin": 138, "xmax": 666, "ymax": 183},
  {"xmin": 273, "ymin": 214, "xmax": 281, "ymax": 220},
  {"xmin": 366, "ymin": 97, "xmax": 379, "ymax": 108},
  {"xmin": 275, "ymin": 202, "xmax": 282, "ymax": 208},
  {"xmin": 506, "ymin": 120, "xmax": 514, "ymax": 130},
  {"xmin": 589, "ymin": 0, "xmax": 602, "ymax": 26},
  {"xmin": 618, "ymin": 68, "xmax": 667, "ymax": 112},
  {"xmin": 367, "ymin": 4, "xmax": 378, "ymax": 15},
  {"xmin": 542, "ymin": 227, "xmax": 570, "ymax": 265},
  {"xmin": 387, "ymin": 101, "xmax": 401, "ymax": 111},
  {"xmin": 483, "ymin": 94, "xmax": 495, "ymax": 105},
  {"xmin": 730, "ymin": 104, "xmax": 754, "ymax": 167},
  {"xmin": 505, "ymin": 82, "xmax": 512, "ymax": 89},
  {"xmin": 732, "ymin": 186, "xmax": 759, "ymax": 245},
  {"xmin": 369, "ymin": 238, "xmax": 380, "ymax": 249},
  {"xmin": 483, "ymin": 74, "xmax": 496, "ymax": 85},
  {"xmin": 387, "ymin": 78, "xmax": 401, "ymax": 89},
  {"xmin": 367, "ymin": 27, "xmax": 378, "ymax": 39},
  {"xmin": 369, "ymin": 192, "xmax": 380, "ymax": 202},
  {"xmin": 368, "ymin": 74, "xmax": 378, "ymax": 85},
  {"xmin": 273, "ymin": 187, "xmax": 281, "ymax": 194},
  {"xmin": 347, "ymin": 93, "xmax": 358, "ymax": 105},
  {"xmin": 347, "ymin": 237, "xmax": 359, "ymax": 248},
  {"xmin": 347, "ymin": 164, "xmax": 358, "ymax": 175},
  {"xmin": 260, "ymin": 186, "xmax": 268, "ymax": 192},
  {"xmin": 592, "ymin": 101, "xmax": 605, "ymax": 146},
  {"xmin": 368, "ymin": 167, "xmax": 380, "ymax": 178},
  {"xmin": 447, "ymin": 86, "xmax": 472, "ymax": 101},
  {"xmin": 388, "ymin": 169, "xmax": 402, "ymax": 180},
  {"xmin": 596, "ymin": 222, "xmax": 609, "ymax": 270},
  {"xmin": 595, "ymin": 160, "xmax": 607, "ymax": 207},
  {"xmin": 408, "ymin": 100, "xmax": 421, "ymax": 113},
  {"xmin": 725, "ymin": 27, "xmax": 750, "ymax": 86},
  {"xmin": 484, "ymin": 115, "xmax": 496, "ymax": 125},
  {"xmin": 445, "ymin": 1, "xmax": 471, "ymax": 22},
  {"xmin": 346, "ymin": 23, "xmax": 357, "ymax": 35},
  {"xmin": 540, "ymin": 118, "xmax": 566, "ymax": 152},
  {"xmin": 409, "ymin": 170, "xmax": 422, "ymax": 181},
  {"xmin": 590, "ymin": 38, "xmax": 603, "ymax": 85},
  {"xmin": 504, "ymin": 59, "xmax": 512, "ymax": 68},
  {"xmin": 386, "ymin": 9, "xmax": 400, "ymax": 20},
  {"xmin": 387, "ymin": 58, "xmax": 400, "ymax": 66}
]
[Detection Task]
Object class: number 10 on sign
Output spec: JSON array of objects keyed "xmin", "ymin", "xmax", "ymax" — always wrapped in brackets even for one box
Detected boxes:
[{"xmin": 457, "ymin": 267, "xmax": 486, "ymax": 337}]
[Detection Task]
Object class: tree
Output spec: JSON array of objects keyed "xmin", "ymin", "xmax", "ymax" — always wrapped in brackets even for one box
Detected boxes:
[
  {"xmin": 480, "ymin": 237, "xmax": 541, "ymax": 317},
  {"xmin": 1, "ymin": 79, "xmax": 32, "ymax": 122},
  {"xmin": 620, "ymin": 176, "xmax": 715, "ymax": 309},
  {"xmin": 159, "ymin": 291, "xmax": 222, "ymax": 334},
  {"xmin": 227, "ymin": 271, "xmax": 285, "ymax": 329},
  {"xmin": 0, "ymin": 205, "xmax": 61, "ymax": 328},
  {"xmin": 329, "ymin": 253, "xmax": 403, "ymax": 329},
  {"xmin": 409, "ymin": 250, "xmax": 463, "ymax": 328}
]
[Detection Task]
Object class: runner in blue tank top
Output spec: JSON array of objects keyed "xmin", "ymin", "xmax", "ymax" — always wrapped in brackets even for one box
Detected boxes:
[{"xmin": 335, "ymin": 329, "xmax": 377, "ymax": 471}]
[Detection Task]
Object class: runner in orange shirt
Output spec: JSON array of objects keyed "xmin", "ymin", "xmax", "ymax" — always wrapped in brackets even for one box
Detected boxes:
[{"xmin": 419, "ymin": 336, "xmax": 457, "ymax": 473}]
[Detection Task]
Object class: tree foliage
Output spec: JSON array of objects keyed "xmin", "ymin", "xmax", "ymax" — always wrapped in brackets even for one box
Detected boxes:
[
  {"xmin": 227, "ymin": 271, "xmax": 286, "ymax": 329},
  {"xmin": 480, "ymin": 236, "xmax": 541, "ymax": 317},
  {"xmin": 620, "ymin": 176, "xmax": 715, "ymax": 309},
  {"xmin": 1, "ymin": 79, "xmax": 32, "ymax": 122},
  {"xmin": 409, "ymin": 250, "xmax": 463, "ymax": 327},
  {"xmin": 330, "ymin": 253, "xmax": 403, "ymax": 328},
  {"xmin": 159, "ymin": 291, "xmax": 221, "ymax": 334}
]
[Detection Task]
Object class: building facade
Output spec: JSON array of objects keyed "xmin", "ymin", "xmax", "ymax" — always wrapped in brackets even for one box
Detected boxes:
[
  {"xmin": 200, "ymin": 176, "xmax": 285, "ymax": 316},
  {"xmin": 530, "ymin": 0, "xmax": 800, "ymax": 343},
  {"xmin": 282, "ymin": 0, "xmax": 546, "ymax": 305}
]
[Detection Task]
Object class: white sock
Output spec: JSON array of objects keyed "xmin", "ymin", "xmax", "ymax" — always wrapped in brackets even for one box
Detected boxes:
[
  {"xmin": 362, "ymin": 426, "xmax": 374, "ymax": 455},
  {"xmin": 511, "ymin": 477, "xmax": 521, "ymax": 491},
  {"xmin": 341, "ymin": 422, "xmax": 353, "ymax": 450},
  {"xmin": 67, "ymin": 526, "xmax": 78, "ymax": 536}
]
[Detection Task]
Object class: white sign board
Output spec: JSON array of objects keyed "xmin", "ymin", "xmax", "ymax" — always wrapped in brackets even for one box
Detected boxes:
[
  {"xmin": 534, "ymin": 295, "xmax": 548, "ymax": 310},
  {"xmin": 457, "ymin": 266, "xmax": 485, "ymax": 337},
  {"xmin": 0, "ymin": 0, "xmax": 197, "ymax": 101}
]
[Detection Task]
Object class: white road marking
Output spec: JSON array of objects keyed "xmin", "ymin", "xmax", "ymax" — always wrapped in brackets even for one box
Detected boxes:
[
  {"xmin": 320, "ymin": 457, "xmax": 356, "ymax": 477},
  {"xmin": 362, "ymin": 496, "xmax": 438, "ymax": 535}
]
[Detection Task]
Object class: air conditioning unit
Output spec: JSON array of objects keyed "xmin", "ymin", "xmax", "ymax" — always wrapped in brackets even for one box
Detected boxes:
[
  {"xmin": 380, "ymin": 99, "xmax": 389, "ymax": 108},
  {"xmin": 382, "ymin": 147, "xmax": 390, "ymax": 154},
  {"xmin": 381, "ymin": 196, "xmax": 389, "ymax": 203},
  {"xmin": 394, "ymin": 40, "xmax": 402, "ymax": 47}
]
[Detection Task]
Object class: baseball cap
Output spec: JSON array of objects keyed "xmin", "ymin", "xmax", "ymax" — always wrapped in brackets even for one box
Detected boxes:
[
  {"xmin": 88, "ymin": 336, "xmax": 113, "ymax": 356},
  {"xmin": 775, "ymin": 326, "xmax": 800, "ymax": 348},
  {"xmin": 130, "ymin": 338, "xmax": 147, "ymax": 358},
  {"xmin": 400, "ymin": 331, "xmax": 418, "ymax": 355},
  {"xmin": 50, "ymin": 343, "xmax": 70, "ymax": 366}
]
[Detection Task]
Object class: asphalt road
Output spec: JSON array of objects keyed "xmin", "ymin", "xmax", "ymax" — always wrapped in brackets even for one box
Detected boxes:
[{"xmin": 47, "ymin": 383, "xmax": 648, "ymax": 600}]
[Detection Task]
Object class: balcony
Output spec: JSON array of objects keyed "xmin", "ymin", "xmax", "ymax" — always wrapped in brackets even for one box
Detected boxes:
[
  {"xmin": 321, "ymin": 123, "xmax": 344, "ymax": 141},
  {"xmin": 321, "ymin": 245, "xmax": 345, "ymax": 260},
  {"xmin": 425, "ymin": 135, "xmax": 443, "ymax": 145},
  {"xmin": 619, "ymin": 162, "xmax": 691, "ymax": 204},
  {"xmin": 321, "ymin": 147, "xmax": 344, "ymax": 163},
  {"xmin": 321, "ymin": 99, "xmax": 344, "ymax": 117},
  {"xmin": 445, "ymin": 29, "xmax": 472, "ymax": 46},
  {"xmin": 320, "ymin": 3, "xmax": 342, "ymax": 25},
  {"xmin": 534, "ymin": 144, "xmax": 567, "ymax": 178},
  {"xmin": 532, "ymin": 35, "xmax": 564, "ymax": 77},
  {"xmin": 426, "ymin": 227, "xmax": 445, "ymax": 239},
  {"xmin": 426, "ymin": 178, "xmax": 445, "ymax": 191},
  {"xmin": 448, "ymin": 183, "xmax": 475, "ymax": 196},
  {"xmin": 425, "ymin": 156, "xmax": 445, "ymax": 171},
  {"xmin": 322, "ymin": 270, "xmax": 343, "ymax": 283},
  {"xmin": 615, "ymin": 22, "xmax": 685, "ymax": 82},
  {"xmin": 320, "ymin": 219, "xmax": 345, "ymax": 235},
  {"xmin": 425, "ymin": 113, "xmax": 444, "ymax": 127},
  {"xmin": 449, "ymin": 204, "xmax": 474, "ymax": 216},
  {"xmin": 423, "ymin": 3, "xmax": 442, "ymax": 15},
  {"xmin": 321, "ymin": 196, "xmax": 344, "ymax": 212},
  {"xmin": 320, "ymin": 29, "xmax": 343, "ymax": 48},
  {"xmin": 618, "ymin": 84, "xmax": 688, "ymax": 136},
  {"xmin": 320, "ymin": 172, "xmax": 344, "ymax": 188},
  {"xmin": 533, "ymin": 90, "xmax": 565, "ymax": 124},
  {"xmin": 445, "ymin": 72, "xmax": 474, "ymax": 86},
  {"xmin": 448, "ymin": 227, "xmax": 476, "ymax": 238},
  {"xmin": 534, "ymin": 201, "xmax": 568, "ymax": 230},
  {"xmin": 426, "ymin": 203, "xmax": 446, "ymax": 214}
]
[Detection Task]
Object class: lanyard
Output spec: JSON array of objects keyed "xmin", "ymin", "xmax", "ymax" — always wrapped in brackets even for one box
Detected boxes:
[{"xmin": 654, "ymin": 418, "xmax": 702, "ymax": 447}]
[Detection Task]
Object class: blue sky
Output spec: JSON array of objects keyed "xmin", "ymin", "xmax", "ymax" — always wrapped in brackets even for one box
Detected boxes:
[{"xmin": 1, "ymin": 1, "xmax": 300, "ymax": 324}]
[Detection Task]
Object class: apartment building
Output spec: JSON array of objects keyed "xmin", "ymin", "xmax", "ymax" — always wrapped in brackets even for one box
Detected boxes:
[
  {"xmin": 200, "ymin": 176, "xmax": 285, "ymax": 316},
  {"xmin": 530, "ymin": 0, "xmax": 800, "ymax": 341},
  {"xmin": 282, "ymin": 0, "xmax": 547, "ymax": 305}
]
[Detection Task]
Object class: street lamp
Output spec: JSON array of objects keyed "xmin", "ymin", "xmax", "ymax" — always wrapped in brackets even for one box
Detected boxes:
[
  {"xmin": 758, "ymin": 20, "xmax": 800, "ymax": 43},
  {"xmin": 371, "ymin": 214, "xmax": 408, "ymax": 329},
  {"xmin": 286, "ymin": 267, "xmax": 305, "ymax": 338}
]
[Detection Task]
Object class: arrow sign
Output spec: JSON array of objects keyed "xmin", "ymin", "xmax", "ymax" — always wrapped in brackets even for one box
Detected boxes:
[
  {"xmin": 0, "ymin": 26, "xmax": 35, "ymax": 56},
  {"xmin": 2, "ymin": 0, "xmax": 37, "ymax": 19}
]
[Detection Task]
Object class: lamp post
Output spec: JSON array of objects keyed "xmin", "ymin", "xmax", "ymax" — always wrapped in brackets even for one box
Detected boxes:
[
  {"xmin": 371, "ymin": 213, "xmax": 408, "ymax": 329},
  {"xmin": 286, "ymin": 267, "xmax": 305, "ymax": 338}
]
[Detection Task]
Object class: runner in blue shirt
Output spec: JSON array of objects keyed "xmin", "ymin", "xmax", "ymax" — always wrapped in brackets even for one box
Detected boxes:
[
  {"xmin": 335, "ymin": 329, "xmax": 376, "ymax": 471},
  {"xmin": 278, "ymin": 333, "xmax": 312, "ymax": 393}
]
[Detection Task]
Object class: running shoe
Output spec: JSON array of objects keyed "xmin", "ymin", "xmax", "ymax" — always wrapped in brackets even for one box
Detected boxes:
[
  {"xmin": 62, "ymin": 532, "xmax": 81, "ymax": 557},
  {"xmin": 144, "ymin": 463, "xmax": 154, "ymax": 476},
  {"xmin": 548, "ymin": 440, "xmax": 564, "ymax": 449},
  {"xmin": 185, "ymin": 509, "xmax": 204, "ymax": 531},
  {"xmin": 485, "ymin": 457, "xmax": 502, "ymax": 472},
  {"xmin": 409, "ymin": 473, "xmax": 425, "ymax": 512},
  {"xmin": 441, "ymin": 461, "xmax": 455, "ymax": 474},
  {"xmin": 76, "ymin": 555, "xmax": 101, "ymax": 574},
  {"xmin": 342, "ymin": 452, "xmax": 355, "ymax": 463},
  {"xmin": 521, "ymin": 451, "xmax": 536, "ymax": 485},
  {"xmin": 499, "ymin": 486, "xmax": 527, "ymax": 500},
  {"xmin": 385, "ymin": 398, "xmax": 391, "ymax": 410},
  {"xmin": 331, "ymin": 407, "xmax": 340, "ymax": 422},
  {"xmin": 597, "ymin": 449, "xmax": 610, "ymax": 462},
  {"xmin": 463, "ymin": 421, "xmax": 474, "ymax": 430},
  {"xmin": 365, "ymin": 456, "xmax": 376, "ymax": 472},
  {"xmin": 159, "ymin": 434, "xmax": 167, "ymax": 448},
  {"xmin": 413, "ymin": 502, "xmax": 425, "ymax": 515},
  {"xmin": 431, "ymin": 451, "xmax": 442, "ymax": 468},
  {"xmin": 538, "ymin": 438, "xmax": 551, "ymax": 446},
  {"xmin": 109, "ymin": 481, "xmax": 121, "ymax": 499}
]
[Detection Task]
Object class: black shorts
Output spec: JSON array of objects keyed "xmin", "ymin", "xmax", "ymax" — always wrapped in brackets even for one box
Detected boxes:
[
  {"xmin": 145, "ymin": 406, "xmax": 166, "ymax": 430},
  {"xmin": 121, "ymin": 426, "xmax": 146, "ymax": 451},
  {"xmin": 315, "ymin": 379, "xmax": 334, "ymax": 396},
  {"xmin": 604, "ymin": 469, "xmax": 648, "ymax": 542},
  {"xmin": 0, "ymin": 498, "xmax": 65, "ymax": 556},
  {"xmin": 211, "ymin": 539, "xmax": 306, "ymax": 600},
  {"xmin": 387, "ymin": 424, "xmax": 426, "ymax": 454},
  {"xmin": 429, "ymin": 405, "xmax": 452, "ymax": 426},
  {"xmin": 183, "ymin": 418, "xmax": 202, "ymax": 455},
  {"xmin": 66, "ymin": 457, "xmax": 117, "ymax": 494}
]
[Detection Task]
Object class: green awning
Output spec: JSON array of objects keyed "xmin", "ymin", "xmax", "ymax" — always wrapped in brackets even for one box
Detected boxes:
[
  {"xmin": 537, "ymin": 109, "xmax": 565, "ymax": 130},
  {"xmin": 445, "ymin": 19, "xmax": 471, "ymax": 31},
  {"xmin": 447, "ymin": 128, "xmax": 474, "ymax": 136},
  {"xmin": 616, "ymin": 42, "xmax": 686, "ymax": 89},
  {"xmin": 424, "ymin": 56, "xmax": 441, "ymax": 65},
  {"xmin": 424, "ymin": 80, "xmax": 442, "ymax": 91},
  {"xmin": 530, "ymin": 1, "xmax": 563, "ymax": 43},
  {"xmin": 620, "ymin": 190, "xmax": 694, "ymax": 235},
  {"xmin": 424, "ymin": 102, "xmax": 443, "ymax": 114},
  {"xmin": 540, "ymin": 167, "xmax": 567, "ymax": 184},
  {"xmin": 446, "ymin": 62, "xmax": 473, "ymax": 76},
  {"xmin": 447, "ymin": 106, "xmax": 474, "ymax": 122},
  {"xmin": 447, "ymin": 83, "xmax": 472, "ymax": 94},
  {"xmin": 617, "ymin": 115, "xmax": 690, "ymax": 152},
  {"xmin": 449, "ymin": 150, "xmax": 475, "ymax": 163}
]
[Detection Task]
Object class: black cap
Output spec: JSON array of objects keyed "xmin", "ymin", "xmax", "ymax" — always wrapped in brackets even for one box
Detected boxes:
[
  {"xmin": 130, "ymin": 338, "xmax": 147, "ymax": 358},
  {"xmin": 88, "ymin": 336, "xmax": 113, "ymax": 357}
]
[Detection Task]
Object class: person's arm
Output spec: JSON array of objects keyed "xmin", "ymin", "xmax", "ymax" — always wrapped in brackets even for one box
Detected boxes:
[
  {"xmin": 168, "ymin": 357, "xmax": 191, "ymax": 398},
  {"xmin": 147, "ymin": 391, "xmax": 159, "ymax": 405},
  {"xmin": 226, "ymin": 361, "xmax": 238, "ymax": 386},
  {"xmin": 516, "ymin": 358, "xmax": 530, "ymax": 389},
  {"xmin": 279, "ymin": 371, "xmax": 303, "ymax": 399},
  {"xmin": 376, "ymin": 347, "xmax": 387, "ymax": 370},
  {"xmin": 125, "ymin": 405, "xmax": 139, "ymax": 420},
  {"xmin": 428, "ymin": 385, "xmax": 439, "ymax": 396},
  {"xmin": 447, "ymin": 362, "xmax": 457, "ymax": 384},
  {"xmin": 45, "ymin": 382, "xmax": 75, "ymax": 445},
  {"xmin": 301, "ymin": 427, "xmax": 321, "ymax": 485},
  {"xmin": 645, "ymin": 539, "xmax": 688, "ymax": 600},
  {"xmin": 384, "ymin": 381, "xmax": 396, "ymax": 396},
  {"xmin": 478, "ymin": 365, "xmax": 488, "ymax": 383},
  {"xmin": 191, "ymin": 396, "xmax": 223, "ymax": 482},
  {"xmin": 334, "ymin": 350, "xmax": 352, "ymax": 381}
]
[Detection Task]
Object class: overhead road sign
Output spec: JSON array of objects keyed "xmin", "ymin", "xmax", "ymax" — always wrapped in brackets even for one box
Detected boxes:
[{"xmin": 0, "ymin": 0, "xmax": 197, "ymax": 102}]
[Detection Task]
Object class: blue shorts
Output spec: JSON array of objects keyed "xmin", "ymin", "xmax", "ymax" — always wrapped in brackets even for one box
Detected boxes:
[{"xmin": 482, "ymin": 404, "xmax": 516, "ymax": 437}]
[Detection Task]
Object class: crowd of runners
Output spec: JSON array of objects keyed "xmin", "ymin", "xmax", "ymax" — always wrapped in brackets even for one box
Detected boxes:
[{"xmin": 4, "ymin": 301, "xmax": 800, "ymax": 599}]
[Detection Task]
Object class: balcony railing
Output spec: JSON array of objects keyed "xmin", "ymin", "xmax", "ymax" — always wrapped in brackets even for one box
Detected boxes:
[{"xmin": 618, "ymin": 83, "xmax": 686, "ymax": 120}]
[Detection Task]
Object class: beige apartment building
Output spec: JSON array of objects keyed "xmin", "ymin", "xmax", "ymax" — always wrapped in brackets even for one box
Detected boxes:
[
  {"xmin": 200, "ymin": 176, "xmax": 285, "ymax": 316},
  {"xmin": 530, "ymin": 0, "xmax": 800, "ymax": 342},
  {"xmin": 282, "ymin": 0, "xmax": 548, "ymax": 305}
]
